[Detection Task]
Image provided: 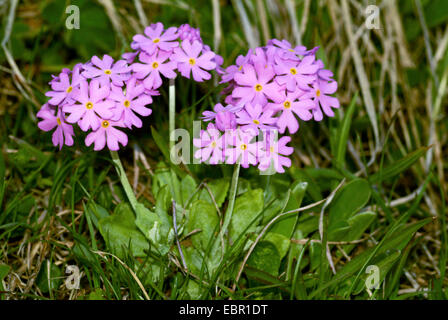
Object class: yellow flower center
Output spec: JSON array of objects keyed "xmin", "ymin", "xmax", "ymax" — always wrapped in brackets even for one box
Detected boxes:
[
  {"xmin": 153, "ymin": 38, "xmax": 160, "ymax": 43},
  {"xmin": 255, "ymin": 84, "xmax": 263, "ymax": 92},
  {"xmin": 270, "ymin": 146, "xmax": 275, "ymax": 153},
  {"xmin": 66, "ymin": 86, "xmax": 73, "ymax": 93},
  {"xmin": 288, "ymin": 48, "xmax": 295, "ymax": 52},
  {"xmin": 240, "ymin": 144, "xmax": 247, "ymax": 151},
  {"xmin": 283, "ymin": 101, "xmax": 291, "ymax": 109},
  {"xmin": 253, "ymin": 119, "xmax": 260, "ymax": 125},
  {"xmin": 152, "ymin": 62, "xmax": 159, "ymax": 69},
  {"xmin": 104, "ymin": 69, "xmax": 112, "ymax": 75},
  {"xmin": 316, "ymin": 89, "xmax": 321, "ymax": 97},
  {"xmin": 211, "ymin": 141, "xmax": 217, "ymax": 148},
  {"xmin": 124, "ymin": 100, "xmax": 131, "ymax": 108},
  {"xmin": 290, "ymin": 68, "xmax": 297, "ymax": 75},
  {"xmin": 188, "ymin": 58, "xmax": 196, "ymax": 66},
  {"xmin": 238, "ymin": 65, "xmax": 243, "ymax": 71},
  {"xmin": 101, "ymin": 120, "xmax": 110, "ymax": 128},
  {"xmin": 56, "ymin": 117, "xmax": 62, "ymax": 125},
  {"xmin": 86, "ymin": 102, "xmax": 94, "ymax": 109}
]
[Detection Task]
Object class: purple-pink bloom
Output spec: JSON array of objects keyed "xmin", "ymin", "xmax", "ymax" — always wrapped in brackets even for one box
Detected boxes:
[
  {"xmin": 236, "ymin": 103, "xmax": 277, "ymax": 134},
  {"xmin": 219, "ymin": 49, "xmax": 253, "ymax": 84},
  {"xmin": 201, "ymin": 103, "xmax": 242, "ymax": 122},
  {"xmin": 233, "ymin": 63, "xmax": 283, "ymax": 106},
  {"xmin": 274, "ymin": 55, "xmax": 319, "ymax": 91},
  {"xmin": 82, "ymin": 55, "xmax": 131, "ymax": 86},
  {"xmin": 258, "ymin": 135, "xmax": 293, "ymax": 173},
  {"xmin": 45, "ymin": 64, "xmax": 83, "ymax": 106},
  {"xmin": 109, "ymin": 77, "xmax": 153, "ymax": 129},
  {"xmin": 63, "ymin": 79, "xmax": 114, "ymax": 131},
  {"xmin": 85, "ymin": 119, "xmax": 128, "ymax": 151},
  {"xmin": 131, "ymin": 22, "xmax": 179, "ymax": 55},
  {"xmin": 267, "ymin": 89, "xmax": 314, "ymax": 134},
  {"xmin": 37, "ymin": 104, "xmax": 74, "ymax": 150},
  {"xmin": 302, "ymin": 80, "xmax": 340, "ymax": 121},
  {"xmin": 132, "ymin": 51, "xmax": 177, "ymax": 90},
  {"xmin": 224, "ymin": 129, "xmax": 259, "ymax": 168},
  {"xmin": 173, "ymin": 40, "xmax": 216, "ymax": 82},
  {"xmin": 193, "ymin": 123, "xmax": 224, "ymax": 164},
  {"xmin": 177, "ymin": 24, "xmax": 202, "ymax": 42}
]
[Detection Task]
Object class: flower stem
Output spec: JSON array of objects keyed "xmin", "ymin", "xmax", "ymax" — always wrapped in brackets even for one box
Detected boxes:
[
  {"xmin": 169, "ymin": 79, "xmax": 175, "ymax": 159},
  {"xmin": 110, "ymin": 150, "xmax": 138, "ymax": 212},
  {"xmin": 220, "ymin": 162, "xmax": 240, "ymax": 243}
]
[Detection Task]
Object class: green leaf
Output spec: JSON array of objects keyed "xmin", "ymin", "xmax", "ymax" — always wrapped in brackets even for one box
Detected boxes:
[
  {"xmin": 334, "ymin": 92, "xmax": 358, "ymax": 167},
  {"xmin": 425, "ymin": 0, "xmax": 448, "ymax": 28},
  {"xmin": 229, "ymin": 189, "xmax": 264, "ymax": 241},
  {"xmin": 328, "ymin": 179, "xmax": 371, "ymax": 227},
  {"xmin": 186, "ymin": 200, "xmax": 219, "ymax": 251},
  {"xmin": 247, "ymin": 241, "xmax": 281, "ymax": 276},
  {"xmin": 369, "ymin": 147, "xmax": 430, "ymax": 184},
  {"xmin": 180, "ymin": 175, "xmax": 197, "ymax": 206},
  {"xmin": 36, "ymin": 261, "xmax": 62, "ymax": 294},
  {"xmin": 198, "ymin": 178, "xmax": 230, "ymax": 207},
  {"xmin": 264, "ymin": 232, "xmax": 290, "ymax": 259},
  {"xmin": 0, "ymin": 264, "xmax": 10, "ymax": 293},
  {"xmin": 135, "ymin": 187, "xmax": 174, "ymax": 255},
  {"xmin": 98, "ymin": 203, "xmax": 149, "ymax": 258}
]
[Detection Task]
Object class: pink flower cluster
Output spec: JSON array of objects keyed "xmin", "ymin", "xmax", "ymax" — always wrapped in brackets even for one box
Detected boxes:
[
  {"xmin": 37, "ymin": 23, "xmax": 222, "ymax": 150},
  {"xmin": 195, "ymin": 39, "xmax": 339, "ymax": 173}
]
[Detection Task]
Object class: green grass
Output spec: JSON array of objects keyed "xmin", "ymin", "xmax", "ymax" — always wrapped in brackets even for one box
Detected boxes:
[{"xmin": 0, "ymin": 0, "xmax": 447, "ymax": 300}]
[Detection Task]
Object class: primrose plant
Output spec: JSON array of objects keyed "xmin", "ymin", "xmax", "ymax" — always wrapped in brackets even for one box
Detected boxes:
[{"xmin": 36, "ymin": 22, "xmax": 339, "ymax": 258}]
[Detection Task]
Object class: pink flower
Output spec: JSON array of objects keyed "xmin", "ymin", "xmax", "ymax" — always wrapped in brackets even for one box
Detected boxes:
[
  {"xmin": 233, "ymin": 63, "xmax": 283, "ymax": 106},
  {"xmin": 173, "ymin": 40, "xmax": 216, "ymax": 82},
  {"xmin": 193, "ymin": 123, "xmax": 224, "ymax": 164},
  {"xmin": 45, "ymin": 64, "xmax": 83, "ymax": 106},
  {"xmin": 274, "ymin": 55, "xmax": 319, "ymax": 91},
  {"xmin": 109, "ymin": 77, "xmax": 153, "ymax": 129},
  {"xmin": 201, "ymin": 103, "xmax": 242, "ymax": 122},
  {"xmin": 131, "ymin": 22, "xmax": 179, "ymax": 55},
  {"xmin": 63, "ymin": 79, "xmax": 114, "ymax": 131},
  {"xmin": 302, "ymin": 80, "xmax": 340, "ymax": 121},
  {"xmin": 219, "ymin": 49, "xmax": 253, "ymax": 84},
  {"xmin": 132, "ymin": 51, "xmax": 177, "ymax": 90},
  {"xmin": 267, "ymin": 90, "xmax": 314, "ymax": 134},
  {"xmin": 236, "ymin": 103, "xmax": 277, "ymax": 134},
  {"xmin": 82, "ymin": 55, "xmax": 131, "ymax": 86},
  {"xmin": 85, "ymin": 119, "xmax": 128, "ymax": 151},
  {"xmin": 258, "ymin": 135, "xmax": 293, "ymax": 173},
  {"xmin": 224, "ymin": 129, "xmax": 259, "ymax": 168},
  {"xmin": 177, "ymin": 24, "xmax": 202, "ymax": 42},
  {"xmin": 37, "ymin": 104, "xmax": 74, "ymax": 150}
]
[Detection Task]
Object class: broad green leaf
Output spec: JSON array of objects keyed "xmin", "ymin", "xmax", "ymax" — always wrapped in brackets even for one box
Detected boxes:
[
  {"xmin": 198, "ymin": 178, "xmax": 230, "ymax": 207},
  {"xmin": 270, "ymin": 181, "xmax": 307, "ymax": 237},
  {"xmin": 369, "ymin": 147, "xmax": 430, "ymax": 184},
  {"xmin": 98, "ymin": 203, "xmax": 149, "ymax": 258},
  {"xmin": 186, "ymin": 200, "xmax": 219, "ymax": 251},
  {"xmin": 229, "ymin": 189, "xmax": 264, "ymax": 241},
  {"xmin": 329, "ymin": 211, "xmax": 376, "ymax": 243},
  {"xmin": 328, "ymin": 179, "xmax": 371, "ymax": 226},
  {"xmin": 247, "ymin": 241, "xmax": 281, "ymax": 276},
  {"xmin": 180, "ymin": 174, "xmax": 197, "ymax": 206},
  {"xmin": 264, "ymin": 232, "xmax": 290, "ymax": 259},
  {"xmin": 135, "ymin": 187, "xmax": 174, "ymax": 255}
]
